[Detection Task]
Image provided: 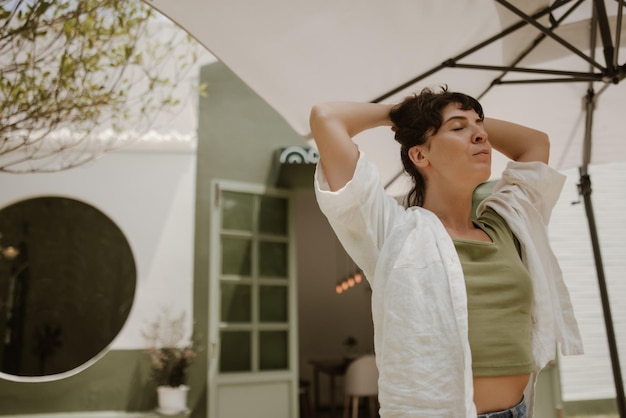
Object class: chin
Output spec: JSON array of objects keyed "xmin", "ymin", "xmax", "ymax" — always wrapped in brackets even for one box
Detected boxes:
[{"xmin": 477, "ymin": 167, "xmax": 491, "ymax": 183}]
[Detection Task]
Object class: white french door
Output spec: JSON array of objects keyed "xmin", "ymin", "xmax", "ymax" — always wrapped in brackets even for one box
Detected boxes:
[{"xmin": 208, "ymin": 180, "xmax": 298, "ymax": 418}]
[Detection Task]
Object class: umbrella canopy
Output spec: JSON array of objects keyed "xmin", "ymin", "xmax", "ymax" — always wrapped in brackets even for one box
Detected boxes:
[
  {"xmin": 147, "ymin": 0, "xmax": 624, "ymax": 191},
  {"xmin": 146, "ymin": 0, "xmax": 626, "ymax": 414}
]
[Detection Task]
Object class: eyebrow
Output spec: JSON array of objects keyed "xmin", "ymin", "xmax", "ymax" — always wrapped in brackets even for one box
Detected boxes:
[{"xmin": 443, "ymin": 115, "xmax": 484, "ymax": 124}]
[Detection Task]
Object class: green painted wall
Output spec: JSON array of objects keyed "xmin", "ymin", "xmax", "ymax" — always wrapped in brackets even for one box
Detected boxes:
[
  {"xmin": 0, "ymin": 350, "xmax": 154, "ymax": 415},
  {"xmin": 197, "ymin": 62, "xmax": 305, "ymax": 183},
  {"xmin": 189, "ymin": 61, "xmax": 305, "ymax": 418}
]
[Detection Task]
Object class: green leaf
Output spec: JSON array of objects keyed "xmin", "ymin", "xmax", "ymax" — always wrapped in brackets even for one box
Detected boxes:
[{"xmin": 62, "ymin": 19, "xmax": 75, "ymax": 39}]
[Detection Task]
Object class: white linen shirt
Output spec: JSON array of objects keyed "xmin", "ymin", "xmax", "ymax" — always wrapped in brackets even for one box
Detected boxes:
[{"xmin": 314, "ymin": 152, "xmax": 583, "ymax": 418}]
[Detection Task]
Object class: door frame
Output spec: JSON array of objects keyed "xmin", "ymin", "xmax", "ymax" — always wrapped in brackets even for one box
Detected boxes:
[{"xmin": 207, "ymin": 179, "xmax": 298, "ymax": 418}]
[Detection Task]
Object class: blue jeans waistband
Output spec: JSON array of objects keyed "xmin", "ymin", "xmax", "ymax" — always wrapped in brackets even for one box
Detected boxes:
[{"xmin": 477, "ymin": 396, "xmax": 527, "ymax": 418}]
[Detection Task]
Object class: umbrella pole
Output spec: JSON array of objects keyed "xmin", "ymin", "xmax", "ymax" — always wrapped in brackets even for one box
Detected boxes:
[
  {"xmin": 579, "ymin": 88, "xmax": 626, "ymax": 417},
  {"xmin": 578, "ymin": 172, "xmax": 626, "ymax": 417}
]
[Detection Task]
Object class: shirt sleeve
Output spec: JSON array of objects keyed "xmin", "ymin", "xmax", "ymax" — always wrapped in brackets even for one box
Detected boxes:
[
  {"xmin": 478, "ymin": 161, "xmax": 566, "ymax": 225},
  {"xmin": 314, "ymin": 151, "xmax": 408, "ymax": 277}
]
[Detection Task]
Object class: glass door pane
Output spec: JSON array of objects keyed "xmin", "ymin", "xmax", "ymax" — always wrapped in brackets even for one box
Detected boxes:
[
  {"xmin": 259, "ymin": 285, "xmax": 288, "ymax": 322},
  {"xmin": 221, "ymin": 283, "xmax": 251, "ymax": 323},
  {"xmin": 258, "ymin": 196, "xmax": 288, "ymax": 235},
  {"xmin": 222, "ymin": 191, "xmax": 254, "ymax": 231},
  {"xmin": 259, "ymin": 241, "xmax": 288, "ymax": 278},
  {"xmin": 221, "ymin": 237, "xmax": 252, "ymax": 276},
  {"xmin": 218, "ymin": 188, "xmax": 291, "ymax": 374},
  {"xmin": 259, "ymin": 331, "xmax": 288, "ymax": 370},
  {"xmin": 220, "ymin": 331, "xmax": 251, "ymax": 372}
]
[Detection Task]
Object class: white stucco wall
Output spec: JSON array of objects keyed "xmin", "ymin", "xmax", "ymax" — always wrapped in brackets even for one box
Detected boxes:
[{"xmin": 0, "ymin": 148, "xmax": 196, "ymax": 350}]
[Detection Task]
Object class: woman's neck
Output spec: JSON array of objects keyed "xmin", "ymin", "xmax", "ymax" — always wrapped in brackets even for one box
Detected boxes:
[{"xmin": 422, "ymin": 189, "xmax": 477, "ymax": 237}]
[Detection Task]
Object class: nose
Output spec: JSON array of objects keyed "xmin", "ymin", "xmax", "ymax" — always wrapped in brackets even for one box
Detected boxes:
[{"xmin": 472, "ymin": 125, "xmax": 488, "ymax": 143}]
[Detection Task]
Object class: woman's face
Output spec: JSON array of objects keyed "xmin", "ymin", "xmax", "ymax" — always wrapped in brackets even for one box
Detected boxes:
[{"xmin": 419, "ymin": 103, "xmax": 492, "ymax": 186}]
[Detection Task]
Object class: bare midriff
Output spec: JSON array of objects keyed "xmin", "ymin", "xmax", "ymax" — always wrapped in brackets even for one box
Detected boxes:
[{"xmin": 473, "ymin": 374, "xmax": 530, "ymax": 414}]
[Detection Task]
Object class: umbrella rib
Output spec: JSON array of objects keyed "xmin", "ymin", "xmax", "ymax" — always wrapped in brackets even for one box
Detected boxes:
[
  {"xmin": 496, "ymin": 0, "xmax": 606, "ymax": 71},
  {"xmin": 615, "ymin": 0, "xmax": 624, "ymax": 67},
  {"xmin": 593, "ymin": 0, "xmax": 617, "ymax": 71},
  {"xmin": 497, "ymin": 76, "xmax": 600, "ymax": 84},
  {"xmin": 478, "ymin": 0, "xmax": 587, "ymax": 98},
  {"xmin": 383, "ymin": 171, "xmax": 405, "ymax": 191},
  {"xmin": 372, "ymin": 3, "xmax": 565, "ymax": 103},
  {"xmin": 453, "ymin": 63, "xmax": 601, "ymax": 79}
]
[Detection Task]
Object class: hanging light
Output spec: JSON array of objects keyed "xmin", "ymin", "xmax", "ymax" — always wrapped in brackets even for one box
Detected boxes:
[
  {"xmin": 0, "ymin": 233, "xmax": 19, "ymax": 261},
  {"xmin": 1, "ymin": 246, "xmax": 19, "ymax": 260},
  {"xmin": 335, "ymin": 247, "xmax": 365, "ymax": 294}
]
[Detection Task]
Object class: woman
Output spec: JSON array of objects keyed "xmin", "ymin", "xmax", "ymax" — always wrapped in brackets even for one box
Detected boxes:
[{"xmin": 311, "ymin": 87, "xmax": 583, "ymax": 418}]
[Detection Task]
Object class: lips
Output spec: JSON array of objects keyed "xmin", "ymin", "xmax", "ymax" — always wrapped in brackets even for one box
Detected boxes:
[{"xmin": 473, "ymin": 149, "xmax": 491, "ymax": 156}]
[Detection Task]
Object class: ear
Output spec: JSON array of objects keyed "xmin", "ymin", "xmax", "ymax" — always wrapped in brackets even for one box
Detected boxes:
[{"xmin": 408, "ymin": 145, "xmax": 429, "ymax": 168}]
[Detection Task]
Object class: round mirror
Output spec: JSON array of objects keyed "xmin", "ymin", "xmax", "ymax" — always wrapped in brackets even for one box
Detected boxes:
[{"xmin": 0, "ymin": 196, "xmax": 136, "ymax": 381}]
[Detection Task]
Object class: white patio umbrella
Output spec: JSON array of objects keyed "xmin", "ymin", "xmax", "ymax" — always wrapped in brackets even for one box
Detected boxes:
[{"xmin": 145, "ymin": 0, "xmax": 626, "ymax": 414}]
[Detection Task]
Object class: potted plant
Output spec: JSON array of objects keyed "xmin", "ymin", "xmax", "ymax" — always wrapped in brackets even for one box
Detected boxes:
[{"xmin": 143, "ymin": 309, "xmax": 196, "ymax": 415}]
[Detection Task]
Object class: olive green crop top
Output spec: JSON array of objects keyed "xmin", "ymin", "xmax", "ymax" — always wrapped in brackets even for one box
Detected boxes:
[{"xmin": 454, "ymin": 207, "xmax": 534, "ymax": 376}]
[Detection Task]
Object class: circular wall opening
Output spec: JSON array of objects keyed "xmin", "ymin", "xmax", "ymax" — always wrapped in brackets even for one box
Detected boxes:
[{"xmin": 0, "ymin": 196, "xmax": 136, "ymax": 381}]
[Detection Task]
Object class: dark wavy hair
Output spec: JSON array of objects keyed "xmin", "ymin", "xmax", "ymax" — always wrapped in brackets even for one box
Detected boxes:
[{"xmin": 389, "ymin": 86, "xmax": 484, "ymax": 207}]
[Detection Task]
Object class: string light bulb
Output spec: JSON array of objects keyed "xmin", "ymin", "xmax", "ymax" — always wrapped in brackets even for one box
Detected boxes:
[{"xmin": 335, "ymin": 248, "xmax": 365, "ymax": 295}]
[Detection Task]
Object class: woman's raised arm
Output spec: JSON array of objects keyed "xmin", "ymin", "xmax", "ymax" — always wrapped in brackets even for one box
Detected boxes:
[
  {"xmin": 309, "ymin": 102, "xmax": 394, "ymax": 191},
  {"xmin": 484, "ymin": 118, "xmax": 550, "ymax": 164}
]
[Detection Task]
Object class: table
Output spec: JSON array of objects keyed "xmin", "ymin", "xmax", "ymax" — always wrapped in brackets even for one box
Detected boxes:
[{"xmin": 309, "ymin": 358, "xmax": 352, "ymax": 418}]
